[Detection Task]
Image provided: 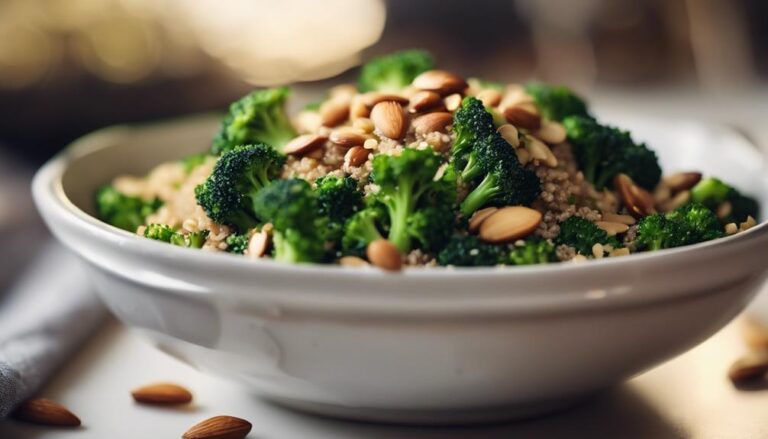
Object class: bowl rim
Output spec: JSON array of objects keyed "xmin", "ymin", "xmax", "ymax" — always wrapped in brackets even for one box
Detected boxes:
[{"xmin": 32, "ymin": 116, "xmax": 768, "ymax": 283}]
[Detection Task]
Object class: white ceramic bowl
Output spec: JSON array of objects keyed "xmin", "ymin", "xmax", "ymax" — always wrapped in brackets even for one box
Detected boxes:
[{"xmin": 33, "ymin": 114, "xmax": 768, "ymax": 424}]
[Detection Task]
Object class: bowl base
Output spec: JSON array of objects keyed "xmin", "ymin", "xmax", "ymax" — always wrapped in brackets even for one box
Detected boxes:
[{"xmin": 264, "ymin": 394, "xmax": 587, "ymax": 425}]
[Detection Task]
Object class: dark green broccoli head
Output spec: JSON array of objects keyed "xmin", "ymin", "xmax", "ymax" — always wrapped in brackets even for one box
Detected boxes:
[
  {"xmin": 95, "ymin": 185, "xmax": 162, "ymax": 232},
  {"xmin": 636, "ymin": 202, "xmax": 724, "ymax": 251},
  {"xmin": 144, "ymin": 224, "xmax": 209, "ymax": 248},
  {"xmin": 525, "ymin": 83, "xmax": 590, "ymax": 122},
  {"xmin": 252, "ymin": 179, "xmax": 327, "ymax": 263},
  {"xmin": 211, "ymin": 87, "xmax": 297, "ymax": 155},
  {"xmin": 315, "ymin": 175, "xmax": 363, "ymax": 222},
  {"xmin": 406, "ymin": 205, "xmax": 455, "ymax": 253},
  {"xmin": 555, "ymin": 216, "xmax": 621, "ymax": 256},
  {"xmin": 563, "ymin": 116, "xmax": 661, "ymax": 190},
  {"xmin": 195, "ymin": 143, "xmax": 285, "ymax": 232},
  {"xmin": 437, "ymin": 235, "xmax": 502, "ymax": 267},
  {"xmin": 358, "ymin": 49, "xmax": 434, "ymax": 93},
  {"xmin": 452, "ymin": 97, "xmax": 496, "ymax": 158},
  {"xmin": 507, "ymin": 239, "xmax": 556, "ymax": 265},
  {"xmin": 144, "ymin": 223, "xmax": 176, "ymax": 242},
  {"xmin": 225, "ymin": 233, "xmax": 249, "ymax": 254},
  {"xmin": 690, "ymin": 177, "xmax": 759, "ymax": 224},
  {"xmin": 341, "ymin": 207, "xmax": 386, "ymax": 257}
]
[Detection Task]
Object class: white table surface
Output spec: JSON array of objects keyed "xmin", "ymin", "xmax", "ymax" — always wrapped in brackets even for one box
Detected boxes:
[{"xmin": 1, "ymin": 313, "xmax": 766, "ymax": 439}]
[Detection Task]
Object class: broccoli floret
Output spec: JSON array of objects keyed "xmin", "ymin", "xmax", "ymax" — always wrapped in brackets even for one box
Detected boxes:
[
  {"xmin": 181, "ymin": 153, "xmax": 210, "ymax": 174},
  {"xmin": 407, "ymin": 205, "xmax": 455, "ymax": 253},
  {"xmin": 211, "ymin": 87, "xmax": 297, "ymax": 155},
  {"xmin": 564, "ymin": 116, "xmax": 661, "ymax": 190},
  {"xmin": 358, "ymin": 49, "xmax": 434, "ymax": 93},
  {"xmin": 315, "ymin": 176, "xmax": 363, "ymax": 222},
  {"xmin": 252, "ymin": 179, "xmax": 327, "ymax": 263},
  {"xmin": 144, "ymin": 224, "xmax": 209, "ymax": 248},
  {"xmin": 636, "ymin": 202, "xmax": 724, "ymax": 251},
  {"xmin": 341, "ymin": 207, "xmax": 386, "ymax": 257},
  {"xmin": 195, "ymin": 144, "xmax": 285, "ymax": 231},
  {"xmin": 144, "ymin": 223, "xmax": 176, "ymax": 242},
  {"xmin": 525, "ymin": 83, "xmax": 590, "ymax": 122},
  {"xmin": 225, "ymin": 233, "xmax": 249, "ymax": 254},
  {"xmin": 507, "ymin": 239, "xmax": 556, "ymax": 265},
  {"xmin": 459, "ymin": 134, "xmax": 541, "ymax": 217},
  {"xmin": 437, "ymin": 235, "xmax": 502, "ymax": 267},
  {"xmin": 95, "ymin": 185, "xmax": 162, "ymax": 232},
  {"xmin": 690, "ymin": 177, "xmax": 759, "ymax": 224},
  {"xmin": 452, "ymin": 97, "xmax": 496, "ymax": 158},
  {"xmin": 186, "ymin": 230, "xmax": 209, "ymax": 249},
  {"xmin": 555, "ymin": 216, "xmax": 621, "ymax": 256}
]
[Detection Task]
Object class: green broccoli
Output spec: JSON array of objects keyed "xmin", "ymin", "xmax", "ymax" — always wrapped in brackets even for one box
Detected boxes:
[
  {"xmin": 225, "ymin": 233, "xmax": 249, "ymax": 254},
  {"xmin": 437, "ymin": 235, "xmax": 502, "ymax": 267},
  {"xmin": 195, "ymin": 143, "xmax": 285, "ymax": 232},
  {"xmin": 186, "ymin": 230, "xmax": 209, "ymax": 249},
  {"xmin": 525, "ymin": 83, "xmax": 590, "ymax": 122},
  {"xmin": 252, "ymin": 179, "xmax": 327, "ymax": 263},
  {"xmin": 211, "ymin": 87, "xmax": 297, "ymax": 155},
  {"xmin": 341, "ymin": 207, "xmax": 386, "ymax": 257},
  {"xmin": 690, "ymin": 177, "xmax": 759, "ymax": 224},
  {"xmin": 358, "ymin": 49, "xmax": 434, "ymax": 93},
  {"xmin": 315, "ymin": 176, "xmax": 363, "ymax": 223},
  {"xmin": 181, "ymin": 153, "xmax": 210, "ymax": 174},
  {"xmin": 507, "ymin": 239, "xmax": 556, "ymax": 265},
  {"xmin": 636, "ymin": 202, "xmax": 724, "ymax": 251},
  {"xmin": 95, "ymin": 185, "xmax": 162, "ymax": 232},
  {"xmin": 452, "ymin": 97, "xmax": 496, "ymax": 158},
  {"xmin": 144, "ymin": 224, "xmax": 209, "ymax": 248},
  {"xmin": 459, "ymin": 134, "xmax": 541, "ymax": 217},
  {"xmin": 555, "ymin": 216, "xmax": 621, "ymax": 256},
  {"xmin": 563, "ymin": 116, "xmax": 661, "ymax": 190}
]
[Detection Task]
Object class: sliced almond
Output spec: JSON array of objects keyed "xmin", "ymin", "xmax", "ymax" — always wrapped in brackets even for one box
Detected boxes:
[
  {"xmin": 476, "ymin": 88, "xmax": 502, "ymax": 107},
  {"xmin": 131, "ymin": 383, "xmax": 193, "ymax": 405},
  {"xmin": 349, "ymin": 95, "xmax": 370, "ymax": 119},
  {"xmin": 183, "ymin": 415, "xmax": 252, "ymax": 439},
  {"xmin": 501, "ymin": 85, "xmax": 535, "ymax": 108},
  {"xmin": 247, "ymin": 231, "xmax": 270, "ymax": 258},
  {"xmin": 497, "ymin": 124, "xmax": 520, "ymax": 148},
  {"xmin": 329, "ymin": 128, "xmax": 368, "ymax": 148},
  {"xmin": 610, "ymin": 247, "xmax": 631, "ymax": 257},
  {"xmin": 503, "ymin": 103, "xmax": 541, "ymax": 130},
  {"xmin": 408, "ymin": 90, "xmax": 442, "ymax": 113},
  {"xmin": 443, "ymin": 93, "xmax": 462, "ymax": 112},
  {"xmin": 339, "ymin": 256, "xmax": 369, "ymax": 267},
  {"xmin": 728, "ymin": 351, "xmax": 768, "ymax": 384},
  {"xmin": 524, "ymin": 135, "xmax": 558, "ymax": 167},
  {"xmin": 595, "ymin": 221, "xmax": 630, "ymax": 236},
  {"xmin": 531, "ymin": 119, "xmax": 567, "ymax": 144},
  {"xmin": 615, "ymin": 174, "xmax": 655, "ymax": 218},
  {"xmin": 370, "ymin": 101, "xmax": 407, "ymax": 140},
  {"xmin": 412, "ymin": 112, "xmax": 453, "ymax": 135},
  {"xmin": 468, "ymin": 207, "xmax": 498, "ymax": 232},
  {"xmin": 667, "ymin": 190, "xmax": 691, "ymax": 210},
  {"xmin": 11, "ymin": 398, "xmax": 81, "ymax": 427},
  {"xmin": 366, "ymin": 239, "xmax": 402, "ymax": 271},
  {"xmin": 361, "ymin": 92, "xmax": 409, "ymax": 108},
  {"xmin": 717, "ymin": 201, "xmax": 733, "ymax": 220},
  {"xmin": 516, "ymin": 148, "xmax": 531, "ymax": 166},
  {"xmin": 601, "ymin": 212, "xmax": 636, "ymax": 225},
  {"xmin": 479, "ymin": 206, "xmax": 542, "ymax": 243},
  {"xmin": 319, "ymin": 99, "xmax": 349, "ymax": 127},
  {"xmin": 412, "ymin": 70, "xmax": 468, "ymax": 95},
  {"xmin": 663, "ymin": 171, "xmax": 702, "ymax": 192},
  {"xmin": 283, "ymin": 134, "xmax": 328, "ymax": 156},
  {"xmin": 344, "ymin": 146, "xmax": 369, "ymax": 168}
]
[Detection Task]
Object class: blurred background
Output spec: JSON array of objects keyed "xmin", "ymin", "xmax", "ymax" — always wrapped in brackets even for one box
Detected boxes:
[{"xmin": 1, "ymin": 0, "xmax": 767, "ymax": 284}]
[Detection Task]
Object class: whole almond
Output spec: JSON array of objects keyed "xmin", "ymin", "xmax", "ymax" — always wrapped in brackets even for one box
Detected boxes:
[
  {"xmin": 663, "ymin": 171, "xmax": 702, "ymax": 192},
  {"xmin": 131, "ymin": 383, "xmax": 193, "ymax": 405},
  {"xmin": 412, "ymin": 112, "xmax": 453, "ymax": 135},
  {"xmin": 329, "ymin": 128, "xmax": 368, "ymax": 148},
  {"xmin": 468, "ymin": 207, "xmax": 499, "ymax": 232},
  {"xmin": 615, "ymin": 174, "xmax": 655, "ymax": 218},
  {"xmin": 408, "ymin": 90, "xmax": 442, "ymax": 113},
  {"xmin": 319, "ymin": 99, "xmax": 349, "ymax": 127},
  {"xmin": 497, "ymin": 124, "xmax": 520, "ymax": 148},
  {"xmin": 247, "ymin": 231, "xmax": 270, "ymax": 258},
  {"xmin": 370, "ymin": 101, "xmax": 407, "ymax": 139},
  {"xmin": 11, "ymin": 398, "xmax": 81, "ymax": 427},
  {"xmin": 479, "ymin": 206, "xmax": 542, "ymax": 243},
  {"xmin": 443, "ymin": 93, "xmax": 462, "ymax": 112},
  {"xmin": 412, "ymin": 70, "xmax": 468, "ymax": 95},
  {"xmin": 503, "ymin": 104, "xmax": 541, "ymax": 129},
  {"xmin": 531, "ymin": 120, "xmax": 567, "ymax": 144},
  {"xmin": 344, "ymin": 146, "xmax": 369, "ymax": 168},
  {"xmin": 183, "ymin": 416, "xmax": 252, "ymax": 439},
  {"xmin": 339, "ymin": 256, "xmax": 369, "ymax": 267},
  {"xmin": 283, "ymin": 134, "xmax": 328, "ymax": 156},
  {"xmin": 366, "ymin": 239, "xmax": 402, "ymax": 271}
]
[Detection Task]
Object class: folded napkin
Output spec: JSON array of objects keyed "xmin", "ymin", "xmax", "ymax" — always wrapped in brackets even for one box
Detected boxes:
[{"xmin": 0, "ymin": 242, "xmax": 105, "ymax": 417}]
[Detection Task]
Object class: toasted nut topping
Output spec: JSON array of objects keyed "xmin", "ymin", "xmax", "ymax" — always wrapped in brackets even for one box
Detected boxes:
[
  {"xmin": 443, "ymin": 93, "xmax": 462, "ymax": 112},
  {"xmin": 610, "ymin": 247, "xmax": 631, "ymax": 257},
  {"xmin": 183, "ymin": 415, "xmax": 252, "ymax": 439},
  {"xmin": 479, "ymin": 206, "xmax": 542, "ymax": 243},
  {"xmin": 524, "ymin": 135, "xmax": 558, "ymax": 167},
  {"xmin": 717, "ymin": 201, "xmax": 733, "ymax": 219},
  {"xmin": 329, "ymin": 84, "xmax": 357, "ymax": 101},
  {"xmin": 412, "ymin": 112, "xmax": 453, "ymax": 135},
  {"xmin": 601, "ymin": 212, "xmax": 636, "ymax": 225},
  {"xmin": 725, "ymin": 222, "xmax": 738, "ymax": 235},
  {"xmin": 339, "ymin": 256, "xmax": 369, "ymax": 267},
  {"xmin": 352, "ymin": 117, "xmax": 375, "ymax": 133},
  {"xmin": 408, "ymin": 90, "xmax": 442, "ymax": 113},
  {"xmin": 344, "ymin": 146, "xmax": 369, "ymax": 168},
  {"xmin": 592, "ymin": 243, "xmax": 605, "ymax": 259},
  {"xmin": 319, "ymin": 99, "xmax": 349, "ymax": 127},
  {"xmin": 283, "ymin": 134, "xmax": 328, "ymax": 156},
  {"xmin": 663, "ymin": 171, "xmax": 702, "ymax": 192},
  {"xmin": 615, "ymin": 173, "xmax": 655, "ymax": 218},
  {"xmin": 501, "ymin": 85, "xmax": 535, "ymax": 108},
  {"xmin": 654, "ymin": 184, "xmax": 672, "ymax": 204},
  {"xmin": 516, "ymin": 148, "xmax": 531, "ymax": 165},
  {"xmin": 531, "ymin": 120, "xmax": 567, "ymax": 144},
  {"xmin": 497, "ymin": 124, "xmax": 520, "ymax": 148},
  {"xmin": 11, "ymin": 398, "xmax": 81, "ymax": 427},
  {"xmin": 131, "ymin": 383, "xmax": 193, "ymax": 405},
  {"xmin": 503, "ymin": 103, "xmax": 541, "ymax": 129},
  {"xmin": 247, "ymin": 231, "xmax": 270, "ymax": 258},
  {"xmin": 329, "ymin": 128, "xmax": 368, "ymax": 148},
  {"xmin": 366, "ymin": 239, "xmax": 402, "ymax": 271},
  {"xmin": 468, "ymin": 207, "xmax": 499, "ymax": 232},
  {"xmin": 595, "ymin": 221, "xmax": 630, "ymax": 236},
  {"xmin": 361, "ymin": 92, "xmax": 409, "ymax": 108},
  {"xmin": 349, "ymin": 95, "xmax": 370, "ymax": 119},
  {"xmin": 729, "ymin": 351, "xmax": 768, "ymax": 384},
  {"xmin": 740, "ymin": 216, "xmax": 757, "ymax": 232},
  {"xmin": 476, "ymin": 88, "xmax": 502, "ymax": 107},
  {"xmin": 668, "ymin": 190, "xmax": 691, "ymax": 210},
  {"xmin": 412, "ymin": 70, "xmax": 468, "ymax": 95},
  {"xmin": 370, "ymin": 101, "xmax": 408, "ymax": 139},
  {"xmin": 363, "ymin": 138, "xmax": 379, "ymax": 150}
]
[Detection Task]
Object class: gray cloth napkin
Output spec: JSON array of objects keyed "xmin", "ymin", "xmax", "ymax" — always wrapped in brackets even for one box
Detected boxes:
[{"xmin": 0, "ymin": 241, "xmax": 105, "ymax": 417}]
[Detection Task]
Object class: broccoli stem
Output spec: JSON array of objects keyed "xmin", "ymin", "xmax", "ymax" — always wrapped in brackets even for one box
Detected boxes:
[
  {"xmin": 460, "ymin": 153, "xmax": 482, "ymax": 182},
  {"xmin": 460, "ymin": 174, "xmax": 500, "ymax": 217}
]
